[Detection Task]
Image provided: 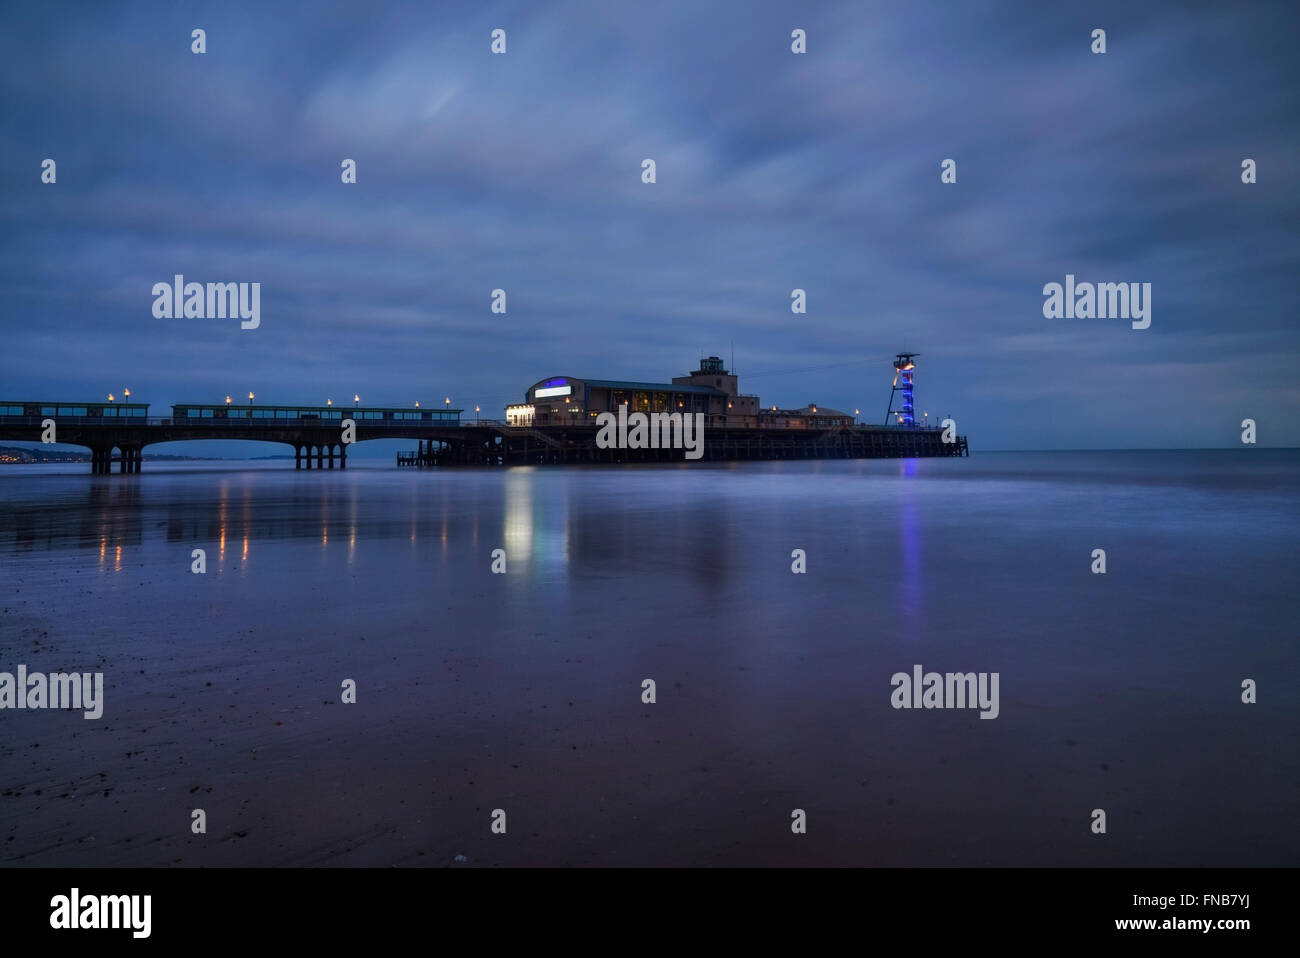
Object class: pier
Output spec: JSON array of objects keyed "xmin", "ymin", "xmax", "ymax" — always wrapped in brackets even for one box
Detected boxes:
[
  {"xmin": 0, "ymin": 407, "xmax": 966, "ymax": 475},
  {"xmin": 397, "ymin": 422, "xmax": 968, "ymax": 467},
  {"xmin": 1, "ymin": 354, "xmax": 970, "ymax": 475}
]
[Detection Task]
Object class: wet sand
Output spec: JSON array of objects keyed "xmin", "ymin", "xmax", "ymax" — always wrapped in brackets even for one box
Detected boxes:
[{"xmin": 1, "ymin": 453, "xmax": 1297, "ymax": 866}]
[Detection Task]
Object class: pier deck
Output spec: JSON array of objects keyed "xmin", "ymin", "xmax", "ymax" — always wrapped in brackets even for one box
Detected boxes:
[{"xmin": 399, "ymin": 423, "xmax": 968, "ymax": 467}]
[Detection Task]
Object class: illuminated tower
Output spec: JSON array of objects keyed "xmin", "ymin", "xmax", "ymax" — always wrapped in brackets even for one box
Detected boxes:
[{"xmin": 885, "ymin": 353, "xmax": 919, "ymax": 426}]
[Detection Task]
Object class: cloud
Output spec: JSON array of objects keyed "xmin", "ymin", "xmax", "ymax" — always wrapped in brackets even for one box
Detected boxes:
[{"xmin": 0, "ymin": 0, "xmax": 1296, "ymax": 448}]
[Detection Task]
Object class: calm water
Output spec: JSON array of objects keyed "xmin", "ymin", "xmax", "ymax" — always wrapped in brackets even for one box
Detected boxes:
[{"xmin": 0, "ymin": 451, "xmax": 1296, "ymax": 866}]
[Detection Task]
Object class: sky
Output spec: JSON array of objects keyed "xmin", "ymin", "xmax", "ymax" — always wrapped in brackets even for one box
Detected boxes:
[{"xmin": 1, "ymin": 0, "xmax": 1297, "ymax": 453}]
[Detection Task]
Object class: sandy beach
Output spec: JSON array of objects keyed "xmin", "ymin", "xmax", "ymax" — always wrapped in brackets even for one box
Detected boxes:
[{"xmin": 1, "ymin": 453, "xmax": 1296, "ymax": 866}]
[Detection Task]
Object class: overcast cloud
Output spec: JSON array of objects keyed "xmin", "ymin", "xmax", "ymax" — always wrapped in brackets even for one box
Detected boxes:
[{"xmin": 1, "ymin": 0, "xmax": 1297, "ymax": 450}]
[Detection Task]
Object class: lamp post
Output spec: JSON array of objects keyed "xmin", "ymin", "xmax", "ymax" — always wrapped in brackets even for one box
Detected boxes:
[
  {"xmin": 107, "ymin": 393, "xmax": 114, "ymax": 402},
  {"xmin": 123, "ymin": 388, "xmax": 130, "ymax": 400},
  {"xmin": 354, "ymin": 394, "xmax": 360, "ymax": 408},
  {"xmin": 248, "ymin": 392, "xmax": 254, "ymax": 406}
]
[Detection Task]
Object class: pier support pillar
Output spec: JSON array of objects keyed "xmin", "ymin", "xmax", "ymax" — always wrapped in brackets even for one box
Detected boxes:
[
  {"xmin": 339, "ymin": 444, "xmax": 347, "ymax": 469},
  {"xmin": 92, "ymin": 447, "xmax": 112, "ymax": 475},
  {"xmin": 316, "ymin": 444, "xmax": 324, "ymax": 469},
  {"xmin": 295, "ymin": 445, "xmax": 303, "ymax": 469}
]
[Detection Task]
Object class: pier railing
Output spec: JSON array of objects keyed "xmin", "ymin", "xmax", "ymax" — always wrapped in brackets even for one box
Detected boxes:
[
  {"xmin": 0, "ymin": 415, "xmax": 948, "ymax": 433},
  {"xmin": 0, "ymin": 415, "xmax": 475, "ymax": 428}
]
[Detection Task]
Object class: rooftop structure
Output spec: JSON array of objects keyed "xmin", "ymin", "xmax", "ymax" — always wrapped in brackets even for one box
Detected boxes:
[
  {"xmin": 513, "ymin": 359, "xmax": 764, "ymax": 427},
  {"xmin": 170, "ymin": 402, "xmax": 460, "ymax": 423}
]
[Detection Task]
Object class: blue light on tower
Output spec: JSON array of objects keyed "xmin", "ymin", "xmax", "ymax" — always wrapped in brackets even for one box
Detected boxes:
[
  {"xmin": 897, "ymin": 360, "xmax": 914, "ymax": 424},
  {"xmin": 885, "ymin": 353, "xmax": 919, "ymax": 426}
]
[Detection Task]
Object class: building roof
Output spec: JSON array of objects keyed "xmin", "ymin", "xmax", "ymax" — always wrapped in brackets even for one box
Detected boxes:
[
  {"xmin": 573, "ymin": 379, "xmax": 727, "ymax": 396},
  {"xmin": 1, "ymin": 400, "xmax": 150, "ymax": 407},
  {"xmin": 766, "ymin": 405, "xmax": 856, "ymax": 418},
  {"xmin": 173, "ymin": 402, "xmax": 462, "ymax": 413}
]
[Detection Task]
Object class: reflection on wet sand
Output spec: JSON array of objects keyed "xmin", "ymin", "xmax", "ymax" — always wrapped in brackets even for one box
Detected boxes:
[{"xmin": 0, "ymin": 455, "xmax": 1296, "ymax": 867}]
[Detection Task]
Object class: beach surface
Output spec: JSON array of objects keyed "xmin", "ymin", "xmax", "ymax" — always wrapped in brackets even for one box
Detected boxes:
[{"xmin": 1, "ymin": 451, "xmax": 1296, "ymax": 866}]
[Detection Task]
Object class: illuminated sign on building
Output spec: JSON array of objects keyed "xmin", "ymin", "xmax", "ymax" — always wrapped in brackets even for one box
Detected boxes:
[
  {"xmin": 535, "ymin": 385, "xmax": 572, "ymax": 398},
  {"xmin": 506, "ymin": 404, "xmax": 535, "ymax": 426}
]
